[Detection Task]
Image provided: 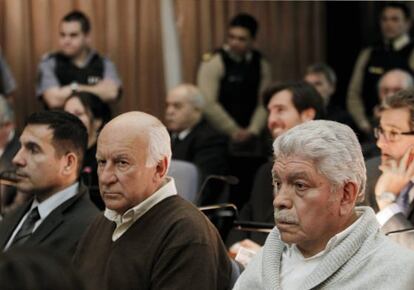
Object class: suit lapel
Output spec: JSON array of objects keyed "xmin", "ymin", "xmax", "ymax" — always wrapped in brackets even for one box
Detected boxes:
[
  {"xmin": 0, "ymin": 200, "xmax": 32, "ymax": 248},
  {"xmin": 25, "ymin": 185, "xmax": 86, "ymax": 245}
]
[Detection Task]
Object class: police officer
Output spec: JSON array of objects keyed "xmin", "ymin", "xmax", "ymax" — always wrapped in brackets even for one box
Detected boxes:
[
  {"xmin": 36, "ymin": 10, "xmax": 121, "ymax": 109},
  {"xmin": 197, "ymin": 13, "xmax": 271, "ymax": 145}
]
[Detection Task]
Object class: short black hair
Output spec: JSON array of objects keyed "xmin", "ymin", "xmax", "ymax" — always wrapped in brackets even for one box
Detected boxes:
[
  {"xmin": 62, "ymin": 10, "xmax": 91, "ymax": 34},
  {"xmin": 381, "ymin": 2, "xmax": 411, "ymax": 20},
  {"xmin": 263, "ymin": 81, "xmax": 326, "ymax": 120},
  {"xmin": 25, "ymin": 110, "xmax": 88, "ymax": 173},
  {"xmin": 66, "ymin": 92, "xmax": 111, "ymax": 131},
  {"xmin": 229, "ymin": 13, "xmax": 258, "ymax": 38}
]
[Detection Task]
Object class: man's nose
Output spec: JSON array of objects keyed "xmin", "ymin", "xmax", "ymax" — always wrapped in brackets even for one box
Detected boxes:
[
  {"xmin": 12, "ymin": 148, "xmax": 25, "ymax": 167},
  {"xmin": 99, "ymin": 164, "xmax": 117, "ymax": 185}
]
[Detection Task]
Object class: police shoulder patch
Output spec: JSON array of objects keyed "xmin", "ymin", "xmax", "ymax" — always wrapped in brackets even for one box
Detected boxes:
[{"xmin": 202, "ymin": 52, "xmax": 214, "ymax": 62}]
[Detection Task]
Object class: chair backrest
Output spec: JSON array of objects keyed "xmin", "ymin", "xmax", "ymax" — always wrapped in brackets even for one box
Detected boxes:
[{"xmin": 168, "ymin": 159, "xmax": 200, "ymax": 204}]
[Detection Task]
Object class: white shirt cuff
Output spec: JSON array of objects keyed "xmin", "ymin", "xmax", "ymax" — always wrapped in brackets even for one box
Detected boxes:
[{"xmin": 376, "ymin": 203, "xmax": 403, "ymax": 226}]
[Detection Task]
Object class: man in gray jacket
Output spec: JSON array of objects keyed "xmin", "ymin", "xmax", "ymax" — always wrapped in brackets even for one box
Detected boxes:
[{"xmin": 233, "ymin": 120, "xmax": 414, "ymax": 290}]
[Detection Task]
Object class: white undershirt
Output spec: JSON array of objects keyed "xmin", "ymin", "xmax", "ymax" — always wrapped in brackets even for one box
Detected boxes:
[{"xmin": 280, "ymin": 213, "xmax": 362, "ymax": 290}]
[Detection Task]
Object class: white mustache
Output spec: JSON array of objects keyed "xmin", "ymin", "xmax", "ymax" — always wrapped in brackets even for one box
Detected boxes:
[{"xmin": 274, "ymin": 208, "xmax": 298, "ymax": 224}]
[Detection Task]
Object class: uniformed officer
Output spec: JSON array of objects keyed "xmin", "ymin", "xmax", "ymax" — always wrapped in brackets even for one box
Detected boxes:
[
  {"xmin": 197, "ymin": 13, "xmax": 271, "ymax": 144},
  {"xmin": 347, "ymin": 2, "xmax": 414, "ymax": 135},
  {"xmin": 36, "ymin": 10, "xmax": 121, "ymax": 109}
]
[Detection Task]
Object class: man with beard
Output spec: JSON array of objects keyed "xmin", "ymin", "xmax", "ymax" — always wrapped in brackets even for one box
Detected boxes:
[
  {"xmin": 234, "ymin": 120, "xmax": 414, "ymax": 289},
  {"xmin": 227, "ymin": 81, "xmax": 325, "ymax": 255}
]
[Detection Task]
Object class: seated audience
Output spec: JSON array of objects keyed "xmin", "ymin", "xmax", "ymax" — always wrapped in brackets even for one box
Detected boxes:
[
  {"xmin": 304, "ymin": 63, "xmax": 358, "ymax": 132},
  {"xmin": 165, "ymin": 84, "xmax": 229, "ymax": 204},
  {"xmin": 378, "ymin": 69, "xmax": 414, "ymax": 102},
  {"xmin": 234, "ymin": 120, "xmax": 414, "ymax": 289},
  {"xmin": 0, "ymin": 247, "xmax": 85, "ymax": 290},
  {"xmin": 64, "ymin": 92, "xmax": 111, "ymax": 209},
  {"xmin": 73, "ymin": 111, "xmax": 233, "ymax": 290},
  {"xmin": 0, "ymin": 111, "xmax": 99, "ymax": 255},
  {"xmin": 227, "ymin": 81, "xmax": 325, "ymax": 255},
  {"xmin": 364, "ymin": 89, "xmax": 414, "ymax": 249},
  {"xmin": 0, "ymin": 48, "xmax": 16, "ymax": 101},
  {"xmin": 0, "ymin": 96, "xmax": 23, "ymax": 214}
]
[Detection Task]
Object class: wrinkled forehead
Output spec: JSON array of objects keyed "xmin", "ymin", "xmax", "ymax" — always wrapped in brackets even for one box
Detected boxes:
[{"xmin": 272, "ymin": 155, "xmax": 316, "ymax": 176}]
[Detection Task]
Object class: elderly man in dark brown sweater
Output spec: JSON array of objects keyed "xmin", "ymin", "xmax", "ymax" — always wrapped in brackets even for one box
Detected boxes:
[{"xmin": 73, "ymin": 111, "xmax": 233, "ymax": 290}]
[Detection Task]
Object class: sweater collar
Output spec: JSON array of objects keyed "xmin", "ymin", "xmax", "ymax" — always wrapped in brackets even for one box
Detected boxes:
[{"xmin": 262, "ymin": 206, "xmax": 380, "ymax": 289}]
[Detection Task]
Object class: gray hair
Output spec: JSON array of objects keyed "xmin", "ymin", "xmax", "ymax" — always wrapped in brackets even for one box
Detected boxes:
[
  {"xmin": 378, "ymin": 69, "xmax": 414, "ymax": 90},
  {"xmin": 273, "ymin": 120, "xmax": 366, "ymax": 202},
  {"xmin": 305, "ymin": 63, "xmax": 337, "ymax": 86},
  {"xmin": 145, "ymin": 119, "xmax": 172, "ymax": 170},
  {"xmin": 0, "ymin": 96, "xmax": 14, "ymax": 124},
  {"xmin": 175, "ymin": 84, "xmax": 205, "ymax": 109}
]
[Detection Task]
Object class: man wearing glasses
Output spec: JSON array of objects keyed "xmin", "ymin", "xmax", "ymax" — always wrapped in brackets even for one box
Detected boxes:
[{"xmin": 369, "ymin": 89, "xmax": 414, "ymax": 249}]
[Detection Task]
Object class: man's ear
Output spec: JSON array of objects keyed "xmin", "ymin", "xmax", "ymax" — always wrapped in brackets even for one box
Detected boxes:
[
  {"xmin": 62, "ymin": 152, "xmax": 78, "ymax": 176},
  {"xmin": 154, "ymin": 157, "xmax": 168, "ymax": 182},
  {"xmin": 300, "ymin": 108, "xmax": 316, "ymax": 122},
  {"xmin": 339, "ymin": 181, "xmax": 358, "ymax": 216}
]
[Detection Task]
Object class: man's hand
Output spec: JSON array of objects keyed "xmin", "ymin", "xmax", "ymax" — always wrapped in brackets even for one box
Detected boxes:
[
  {"xmin": 231, "ymin": 129, "xmax": 253, "ymax": 143},
  {"xmin": 229, "ymin": 239, "xmax": 262, "ymax": 257},
  {"xmin": 375, "ymin": 147, "xmax": 414, "ymax": 210}
]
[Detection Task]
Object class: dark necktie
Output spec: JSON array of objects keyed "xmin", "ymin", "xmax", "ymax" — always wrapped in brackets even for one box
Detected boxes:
[
  {"xmin": 397, "ymin": 181, "xmax": 414, "ymax": 215},
  {"xmin": 171, "ymin": 133, "xmax": 180, "ymax": 148},
  {"xmin": 9, "ymin": 207, "xmax": 40, "ymax": 247}
]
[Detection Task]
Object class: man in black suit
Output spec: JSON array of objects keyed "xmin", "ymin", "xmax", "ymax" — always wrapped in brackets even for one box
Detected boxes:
[
  {"xmin": 368, "ymin": 89, "xmax": 414, "ymax": 249},
  {"xmin": 165, "ymin": 84, "xmax": 229, "ymax": 205},
  {"xmin": 227, "ymin": 81, "xmax": 325, "ymax": 257},
  {"xmin": 0, "ymin": 110, "xmax": 99, "ymax": 255}
]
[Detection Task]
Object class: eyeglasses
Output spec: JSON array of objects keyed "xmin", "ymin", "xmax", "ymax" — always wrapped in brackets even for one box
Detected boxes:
[{"xmin": 374, "ymin": 126, "xmax": 414, "ymax": 142}]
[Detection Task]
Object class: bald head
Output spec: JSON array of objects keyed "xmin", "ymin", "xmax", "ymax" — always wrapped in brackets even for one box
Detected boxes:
[
  {"xmin": 378, "ymin": 69, "xmax": 414, "ymax": 101},
  {"xmin": 165, "ymin": 84, "xmax": 205, "ymax": 132},
  {"xmin": 100, "ymin": 111, "xmax": 172, "ymax": 167},
  {"xmin": 97, "ymin": 111, "xmax": 172, "ymax": 213}
]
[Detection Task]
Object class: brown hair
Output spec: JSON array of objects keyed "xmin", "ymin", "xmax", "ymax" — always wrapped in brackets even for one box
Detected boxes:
[{"xmin": 377, "ymin": 89, "xmax": 414, "ymax": 130}]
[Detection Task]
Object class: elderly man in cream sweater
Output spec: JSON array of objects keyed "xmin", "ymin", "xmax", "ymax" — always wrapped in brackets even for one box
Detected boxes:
[{"xmin": 233, "ymin": 120, "xmax": 414, "ymax": 290}]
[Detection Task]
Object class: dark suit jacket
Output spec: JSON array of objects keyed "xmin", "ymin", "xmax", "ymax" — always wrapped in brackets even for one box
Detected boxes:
[
  {"xmin": 226, "ymin": 160, "xmax": 274, "ymax": 247},
  {"xmin": 171, "ymin": 118, "xmax": 229, "ymax": 204},
  {"xmin": 0, "ymin": 183, "xmax": 99, "ymax": 256}
]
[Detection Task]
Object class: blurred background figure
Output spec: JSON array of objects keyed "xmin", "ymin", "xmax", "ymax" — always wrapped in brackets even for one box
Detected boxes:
[
  {"xmin": 0, "ymin": 247, "xmax": 85, "ymax": 290},
  {"xmin": 0, "ymin": 96, "xmax": 23, "ymax": 215},
  {"xmin": 165, "ymin": 84, "xmax": 229, "ymax": 205},
  {"xmin": 36, "ymin": 10, "xmax": 122, "ymax": 109},
  {"xmin": 347, "ymin": 2, "xmax": 414, "ymax": 136},
  {"xmin": 64, "ymin": 92, "xmax": 111, "ymax": 209},
  {"xmin": 197, "ymin": 13, "xmax": 271, "ymax": 149},
  {"xmin": 0, "ymin": 48, "xmax": 16, "ymax": 102},
  {"xmin": 378, "ymin": 69, "xmax": 414, "ymax": 102}
]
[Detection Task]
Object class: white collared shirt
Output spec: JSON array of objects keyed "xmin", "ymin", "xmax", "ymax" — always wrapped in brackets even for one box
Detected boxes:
[
  {"xmin": 390, "ymin": 34, "xmax": 410, "ymax": 51},
  {"xmin": 376, "ymin": 179, "xmax": 414, "ymax": 226},
  {"xmin": 104, "ymin": 177, "xmax": 177, "ymax": 241},
  {"xmin": 4, "ymin": 182, "xmax": 79, "ymax": 250},
  {"xmin": 280, "ymin": 213, "xmax": 362, "ymax": 290}
]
